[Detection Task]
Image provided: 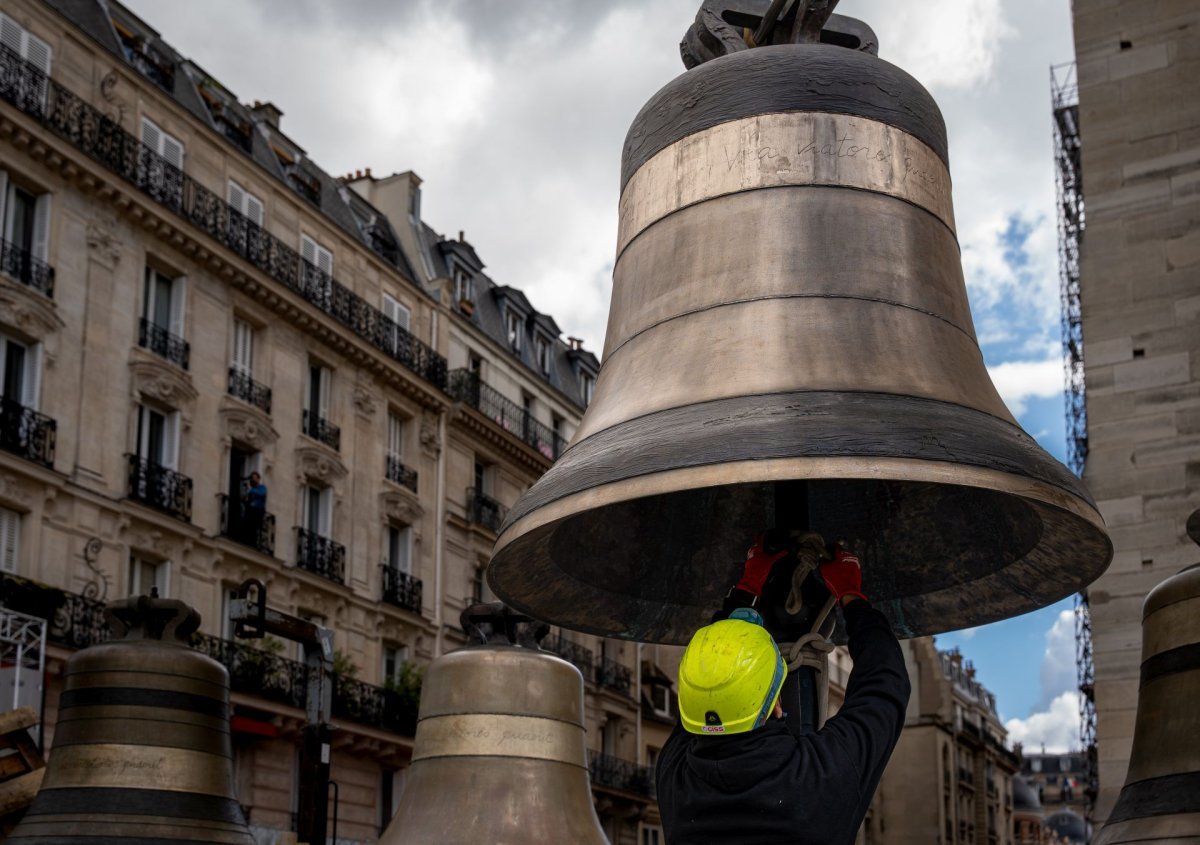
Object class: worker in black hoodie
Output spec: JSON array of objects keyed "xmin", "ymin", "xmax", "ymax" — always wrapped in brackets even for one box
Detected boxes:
[{"xmin": 655, "ymin": 535, "xmax": 911, "ymax": 845}]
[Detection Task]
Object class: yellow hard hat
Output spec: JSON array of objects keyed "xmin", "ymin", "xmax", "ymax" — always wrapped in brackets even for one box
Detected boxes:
[{"xmin": 678, "ymin": 610, "xmax": 785, "ymax": 735}]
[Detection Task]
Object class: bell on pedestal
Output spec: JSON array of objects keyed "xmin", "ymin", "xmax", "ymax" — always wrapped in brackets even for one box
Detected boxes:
[
  {"xmin": 380, "ymin": 605, "xmax": 609, "ymax": 845},
  {"xmin": 8, "ymin": 594, "xmax": 253, "ymax": 845},
  {"xmin": 1095, "ymin": 557, "xmax": 1200, "ymax": 843},
  {"xmin": 488, "ymin": 1, "xmax": 1112, "ymax": 644}
]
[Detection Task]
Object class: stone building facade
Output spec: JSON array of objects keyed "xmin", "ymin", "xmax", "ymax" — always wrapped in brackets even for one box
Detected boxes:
[
  {"xmin": 0, "ymin": 1, "xmax": 664, "ymax": 842},
  {"xmin": 863, "ymin": 640, "xmax": 1018, "ymax": 845},
  {"xmin": 1069, "ymin": 0, "xmax": 1200, "ymax": 824}
]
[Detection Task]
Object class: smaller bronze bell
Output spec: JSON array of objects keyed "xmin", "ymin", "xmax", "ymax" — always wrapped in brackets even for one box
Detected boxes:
[
  {"xmin": 8, "ymin": 594, "xmax": 254, "ymax": 845},
  {"xmin": 1094, "ymin": 559, "xmax": 1200, "ymax": 843},
  {"xmin": 380, "ymin": 605, "xmax": 609, "ymax": 845}
]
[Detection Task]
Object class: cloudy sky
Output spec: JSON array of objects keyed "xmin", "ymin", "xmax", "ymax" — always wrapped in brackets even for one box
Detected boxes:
[{"xmin": 125, "ymin": 0, "xmax": 1084, "ymax": 751}]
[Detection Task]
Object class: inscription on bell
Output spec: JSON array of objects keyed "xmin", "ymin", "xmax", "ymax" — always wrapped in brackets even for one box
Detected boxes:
[{"xmin": 413, "ymin": 713, "xmax": 583, "ymax": 766}]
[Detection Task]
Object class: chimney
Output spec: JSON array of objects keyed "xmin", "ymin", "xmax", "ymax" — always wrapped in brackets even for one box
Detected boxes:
[
  {"xmin": 568, "ymin": 336, "xmax": 583, "ymax": 351},
  {"xmin": 365, "ymin": 167, "xmax": 372, "ymax": 177},
  {"xmin": 250, "ymin": 100, "xmax": 283, "ymax": 129},
  {"xmin": 458, "ymin": 230, "xmax": 465, "ymax": 243}
]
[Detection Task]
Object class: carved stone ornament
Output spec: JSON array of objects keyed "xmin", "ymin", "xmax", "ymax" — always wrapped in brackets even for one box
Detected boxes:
[
  {"xmin": 127, "ymin": 525, "xmax": 174, "ymax": 559},
  {"xmin": 379, "ymin": 489, "xmax": 424, "ymax": 528},
  {"xmin": 295, "ymin": 445, "xmax": 348, "ymax": 486},
  {"xmin": 129, "ymin": 354, "xmax": 198, "ymax": 409},
  {"xmin": 220, "ymin": 401, "xmax": 279, "ymax": 449},
  {"xmin": 0, "ymin": 473, "xmax": 36, "ymax": 510},
  {"xmin": 353, "ymin": 386, "xmax": 377, "ymax": 417},
  {"xmin": 0, "ymin": 282, "xmax": 64, "ymax": 341},
  {"xmin": 419, "ymin": 409, "xmax": 441, "ymax": 455},
  {"xmin": 99, "ymin": 68, "xmax": 127, "ymax": 125},
  {"xmin": 86, "ymin": 220, "xmax": 122, "ymax": 268}
]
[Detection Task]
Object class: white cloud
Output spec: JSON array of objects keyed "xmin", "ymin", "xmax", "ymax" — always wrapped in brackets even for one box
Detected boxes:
[
  {"xmin": 987, "ymin": 355, "xmax": 1064, "ymax": 416},
  {"xmin": 1040, "ymin": 609, "xmax": 1078, "ymax": 710},
  {"xmin": 1006, "ymin": 691, "xmax": 1080, "ymax": 754},
  {"xmin": 880, "ymin": 0, "xmax": 1016, "ymax": 91}
]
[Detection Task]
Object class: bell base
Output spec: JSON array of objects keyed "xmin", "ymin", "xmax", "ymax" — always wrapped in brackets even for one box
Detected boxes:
[{"xmin": 490, "ymin": 391, "xmax": 1111, "ymax": 644}]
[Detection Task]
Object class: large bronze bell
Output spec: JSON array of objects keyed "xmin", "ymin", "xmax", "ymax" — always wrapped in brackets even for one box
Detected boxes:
[
  {"xmin": 8, "ymin": 595, "xmax": 253, "ymax": 845},
  {"xmin": 1094, "ymin": 559, "xmax": 1200, "ymax": 843},
  {"xmin": 489, "ymin": 1, "xmax": 1112, "ymax": 644},
  {"xmin": 381, "ymin": 606, "xmax": 609, "ymax": 845}
]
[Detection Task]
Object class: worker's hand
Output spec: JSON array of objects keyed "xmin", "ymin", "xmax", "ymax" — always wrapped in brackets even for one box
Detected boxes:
[
  {"xmin": 734, "ymin": 532, "xmax": 791, "ymax": 599},
  {"xmin": 818, "ymin": 544, "xmax": 868, "ymax": 606}
]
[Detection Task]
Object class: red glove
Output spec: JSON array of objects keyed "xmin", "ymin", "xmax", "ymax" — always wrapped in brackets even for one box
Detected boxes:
[
  {"xmin": 734, "ymin": 533, "xmax": 790, "ymax": 599},
  {"xmin": 819, "ymin": 545, "xmax": 868, "ymax": 605}
]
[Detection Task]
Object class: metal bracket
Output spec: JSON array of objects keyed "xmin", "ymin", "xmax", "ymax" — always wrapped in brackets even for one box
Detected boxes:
[{"xmin": 461, "ymin": 602, "xmax": 549, "ymax": 649}]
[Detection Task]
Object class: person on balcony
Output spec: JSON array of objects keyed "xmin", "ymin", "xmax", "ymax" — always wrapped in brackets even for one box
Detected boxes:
[{"xmin": 241, "ymin": 471, "xmax": 267, "ymax": 544}]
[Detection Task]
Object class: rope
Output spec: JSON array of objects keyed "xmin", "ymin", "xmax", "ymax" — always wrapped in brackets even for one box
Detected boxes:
[{"xmin": 784, "ymin": 632, "xmax": 835, "ymax": 673}]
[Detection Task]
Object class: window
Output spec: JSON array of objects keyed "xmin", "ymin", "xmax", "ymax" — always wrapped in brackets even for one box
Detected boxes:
[
  {"xmin": 0, "ymin": 505, "xmax": 18, "ymax": 573},
  {"xmin": 386, "ymin": 525, "xmax": 411, "ymax": 574},
  {"xmin": 231, "ymin": 318, "xmax": 254, "ymax": 376},
  {"xmin": 641, "ymin": 826, "xmax": 663, "ymax": 845},
  {"xmin": 220, "ymin": 586, "xmax": 240, "ymax": 640},
  {"xmin": 453, "ymin": 267, "xmax": 474, "ymax": 305},
  {"xmin": 129, "ymin": 554, "xmax": 169, "ymax": 597},
  {"xmin": 649, "ymin": 683, "xmax": 671, "ymax": 718},
  {"xmin": 302, "ymin": 484, "xmax": 333, "ymax": 538},
  {"xmin": 535, "ymin": 336, "xmax": 552, "ymax": 376},
  {"xmin": 579, "ymin": 372, "xmax": 595, "ymax": 406},
  {"xmin": 505, "ymin": 310, "xmax": 523, "ymax": 351},
  {"xmin": 379, "ymin": 769, "xmax": 405, "ymax": 835},
  {"xmin": 387, "ymin": 411, "xmax": 404, "ymax": 462},
  {"xmin": 228, "ymin": 180, "xmax": 264, "ymax": 226},
  {"xmin": 473, "ymin": 459, "xmax": 492, "ymax": 497},
  {"xmin": 305, "ymin": 362, "xmax": 331, "ymax": 421},
  {"xmin": 0, "ymin": 333, "xmax": 40, "ymax": 409},
  {"xmin": 0, "ymin": 14, "xmax": 52, "ymax": 102},
  {"xmin": 300, "ymin": 233, "xmax": 333, "ymax": 276},
  {"xmin": 136, "ymin": 404, "xmax": 180, "ymax": 469},
  {"xmin": 383, "ymin": 644, "xmax": 409, "ymax": 685},
  {"xmin": 141, "ymin": 118, "xmax": 184, "ymax": 170},
  {"xmin": 522, "ymin": 393, "xmax": 534, "ymax": 420},
  {"xmin": 472, "ymin": 564, "xmax": 496, "ymax": 605},
  {"xmin": 143, "ymin": 266, "xmax": 186, "ymax": 339},
  {"xmin": 381, "ymin": 293, "xmax": 411, "ymax": 352},
  {"xmin": 0, "ymin": 173, "xmax": 51, "ymax": 266},
  {"xmin": 468, "ymin": 352, "xmax": 482, "ymax": 376}
]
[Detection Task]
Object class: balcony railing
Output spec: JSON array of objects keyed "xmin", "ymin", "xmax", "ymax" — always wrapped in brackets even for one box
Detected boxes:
[
  {"xmin": 0, "ymin": 236, "xmax": 54, "ymax": 297},
  {"xmin": 0, "ymin": 572, "xmax": 109, "ymax": 650},
  {"xmin": 301, "ymin": 409, "xmax": 340, "ymax": 450},
  {"xmin": 0, "ymin": 396, "xmax": 55, "ymax": 469},
  {"xmin": 448, "ymin": 370, "xmax": 567, "ymax": 460},
  {"xmin": 382, "ymin": 566, "xmax": 422, "ymax": 614},
  {"xmin": 588, "ymin": 751, "xmax": 654, "ymax": 798},
  {"xmin": 0, "ymin": 45, "xmax": 447, "ymax": 391},
  {"xmin": 542, "ymin": 634, "xmax": 595, "ymax": 676},
  {"xmin": 385, "ymin": 455, "xmax": 418, "ymax": 492},
  {"xmin": 228, "ymin": 367, "xmax": 272, "ymax": 414},
  {"xmin": 139, "ymin": 317, "xmax": 190, "ymax": 369},
  {"xmin": 296, "ymin": 527, "xmax": 345, "ymax": 584},
  {"xmin": 466, "ymin": 487, "xmax": 506, "ymax": 534},
  {"xmin": 219, "ymin": 493, "xmax": 276, "ymax": 557},
  {"xmin": 117, "ymin": 34, "xmax": 175, "ymax": 92},
  {"xmin": 127, "ymin": 454, "xmax": 193, "ymax": 521},
  {"xmin": 596, "ymin": 656, "xmax": 634, "ymax": 697},
  {"xmin": 286, "ymin": 166, "xmax": 321, "ymax": 207}
]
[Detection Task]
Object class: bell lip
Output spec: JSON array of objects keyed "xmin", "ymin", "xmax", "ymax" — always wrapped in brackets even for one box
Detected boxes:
[
  {"xmin": 621, "ymin": 42, "xmax": 948, "ymax": 191},
  {"xmin": 1142, "ymin": 563, "xmax": 1200, "ymax": 620}
]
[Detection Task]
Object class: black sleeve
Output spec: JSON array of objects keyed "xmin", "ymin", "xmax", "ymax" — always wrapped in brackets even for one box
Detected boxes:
[{"xmin": 816, "ymin": 601, "xmax": 911, "ymax": 814}]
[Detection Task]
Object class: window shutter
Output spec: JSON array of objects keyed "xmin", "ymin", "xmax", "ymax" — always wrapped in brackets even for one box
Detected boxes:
[
  {"xmin": 316, "ymin": 244, "xmax": 333, "ymax": 276},
  {"xmin": 163, "ymin": 411, "xmax": 180, "ymax": 470},
  {"xmin": 0, "ymin": 16, "xmax": 23, "ymax": 56},
  {"xmin": 141, "ymin": 118, "xmax": 161, "ymax": 153},
  {"xmin": 388, "ymin": 412, "xmax": 403, "ymax": 458},
  {"xmin": 232, "ymin": 319, "xmax": 253, "ymax": 374},
  {"xmin": 169, "ymin": 276, "xmax": 186, "ymax": 337},
  {"xmin": 23, "ymin": 343, "xmax": 41, "ymax": 409},
  {"xmin": 318, "ymin": 367, "xmax": 331, "ymax": 417},
  {"xmin": 31, "ymin": 192, "xmax": 50, "ymax": 262},
  {"xmin": 22, "ymin": 30, "xmax": 51, "ymax": 75},
  {"xmin": 155, "ymin": 560, "xmax": 171, "ymax": 598},
  {"xmin": 301, "ymin": 235, "xmax": 317, "ymax": 266},
  {"xmin": 0, "ymin": 506, "xmax": 18, "ymax": 573},
  {"xmin": 246, "ymin": 192, "xmax": 264, "ymax": 227},
  {"xmin": 162, "ymin": 133, "xmax": 184, "ymax": 170},
  {"xmin": 318, "ymin": 487, "xmax": 333, "ymax": 536},
  {"xmin": 398, "ymin": 526, "xmax": 411, "ymax": 574},
  {"xmin": 395, "ymin": 302, "xmax": 411, "ymax": 333},
  {"xmin": 228, "ymin": 180, "xmax": 245, "ymax": 214}
]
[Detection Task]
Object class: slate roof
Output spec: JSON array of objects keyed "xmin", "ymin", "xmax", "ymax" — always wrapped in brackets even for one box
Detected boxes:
[{"xmin": 43, "ymin": 0, "xmax": 420, "ymax": 287}]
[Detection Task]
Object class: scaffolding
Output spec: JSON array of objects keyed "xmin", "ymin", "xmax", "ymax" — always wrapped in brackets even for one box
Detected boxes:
[{"xmin": 1053, "ymin": 60, "xmax": 1097, "ymax": 827}]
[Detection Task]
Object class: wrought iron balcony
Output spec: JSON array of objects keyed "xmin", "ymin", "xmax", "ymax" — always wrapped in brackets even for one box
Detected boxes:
[
  {"xmin": 286, "ymin": 167, "xmax": 321, "ymax": 207},
  {"xmin": 301, "ymin": 409, "xmax": 340, "ymax": 450},
  {"xmin": 0, "ymin": 45, "xmax": 449, "ymax": 392},
  {"xmin": 0, "ymin": 396, "xmax": 55, "ymax": 469},
  {"xmin": 117, "ymin": 32, "xmax": 175, "ymax": 92},
  {"xmin": 193, "ymin": 633, "xmax": 307, "ymax": 711},
  {"xmin": 448, "ymin": 370, "xmax": 567, "ymax": 460},
  {"xmin": 596, "ymin": 656, "xmax": 633, "ymax": 696},
  {"xmin": 385, "ymin": 455, "xmax": 417, "ymax": 492},
  {"xmin": 0, "ymin": 236, "xmax": 54, "ymax": 297},
  {"xmin": 542, "ymin": 634, "xmax": 595, "ymax": 676},
  {"xmin": 228, "ymin": 367, "xmax": 272, "ymax": 414},
  {"xmin": 127, "ymin": 454, "xmax": 193, "ymax": 521},
  {"xmin": 295, "ymin": 527, "xmax": 345, "ymax": 584},
  {"xmin": 588, "ymin": 751, "xmax": 654, "ymax": 798},
  {"xmin": 0, "ymin": 572, "xmax": 109, "ymax": 650},
  {"xmin": 382, "ymin": 566, "xmax": 422, "ymax": 614},
  {"xmin": 466, "ymin": 487, "xmax": 506, "ymax": 533},
  {"xmin": 332, "ymin": 672, "xmax": 418, "ymax": 737},
  {"xmin": 139, "ymin": 317, "xmax": 190, "ymax": 369},
  {"xmin": 219, "ymin": 493, "xmax": 275, "ymax": 557}
]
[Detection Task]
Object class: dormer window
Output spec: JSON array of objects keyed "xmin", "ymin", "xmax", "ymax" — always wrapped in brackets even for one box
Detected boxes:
[
  {"xmin": 580, "ymin": 372, "xmax": 595, "ymax": 406},
  {"xmin": 506, "ymin": 310, "xmax": 523, "ymax": 352},
  {"xmin": 535, "ymin": 336, "xmax": 552, "ymax": 376},
  {"xmin": 454, "ymin": 267, "xmax": 474, "ymax": 306}
]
